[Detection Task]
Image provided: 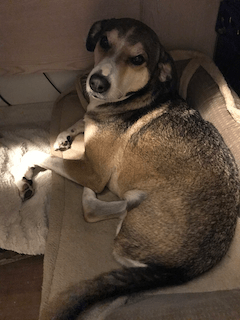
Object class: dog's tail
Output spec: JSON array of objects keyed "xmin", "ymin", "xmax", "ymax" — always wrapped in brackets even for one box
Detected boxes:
[{"xmin": 52, "ymin": 264, "xmax": 192, "ymax": 320}]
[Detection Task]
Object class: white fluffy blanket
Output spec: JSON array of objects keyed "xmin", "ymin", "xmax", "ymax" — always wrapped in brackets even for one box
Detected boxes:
[{"xmin": 0, "ymin": 127, "xmax": 51, "ymax": 255}]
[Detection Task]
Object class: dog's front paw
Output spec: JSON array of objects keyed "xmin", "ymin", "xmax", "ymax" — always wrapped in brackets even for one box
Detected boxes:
[
  {"xmin": 16, "ymin": 177, "xmax": 35, "ymax": 201},
  {"xmin": 54, "ymin": 132, "xmax": 73, "ymax": 151}
]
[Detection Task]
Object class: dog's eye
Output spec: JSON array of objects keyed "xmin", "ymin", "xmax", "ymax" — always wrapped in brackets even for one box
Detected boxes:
[
  {"xmin": 130, "ymin": 55, "xmax": 145, "ymax": 66},
  {"xmin": 99, "ymin": 36, "xmax": 110, "ymax": 50}
]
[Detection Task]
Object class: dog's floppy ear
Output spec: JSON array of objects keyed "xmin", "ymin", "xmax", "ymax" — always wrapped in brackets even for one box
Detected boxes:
[
  {"xmin": 158, "ymin": 51, "xmax": 175, "ymax": 82},
  {"xmin": 158, "ymin": 50, "xmax": 177, "ymax": 92},
  {"xmin": 86, "ymin": 20, "xmax": 109, "ymax": 52}
]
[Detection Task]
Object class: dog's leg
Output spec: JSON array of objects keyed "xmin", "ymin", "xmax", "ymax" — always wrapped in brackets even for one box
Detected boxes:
[
  {"xmin": 54, "ymin": 119, "xmax": 85, "ymax": 151},
  {"xmin": 82, "ymin": 187, "xmax": 128, "ymax": 222},
  {"xmin": 14, "ymin": 151, "xmax": 51, "ymax": 201},
  {"xmin": 15, "ymin": 150, "xmax": 107, "ymax": 201},
  {"xmin": 82, "ymin": 187, "xmax": 146, "ymax": 224}
]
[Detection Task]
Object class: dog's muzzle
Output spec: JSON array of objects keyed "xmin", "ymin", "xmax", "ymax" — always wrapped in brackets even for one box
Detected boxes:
[{"xmin": 89, "ymin": 73, "xmax": 111, "ymax": 94}]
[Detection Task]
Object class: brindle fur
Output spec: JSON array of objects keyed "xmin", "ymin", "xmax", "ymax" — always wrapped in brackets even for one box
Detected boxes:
[{"xmin": 16, "ymin": 19, "xmax": 240, "ymax": 319}]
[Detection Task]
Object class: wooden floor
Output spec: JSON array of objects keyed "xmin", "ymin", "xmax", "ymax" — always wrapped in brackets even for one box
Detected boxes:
[{"xmin": 0, "ymin": 250, "xmax": 43, "ymax": 320}]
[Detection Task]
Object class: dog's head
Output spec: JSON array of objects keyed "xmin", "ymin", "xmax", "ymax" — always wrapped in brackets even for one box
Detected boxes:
[{"xmin": 86, "ymin": 18, "xmax": 176, "ymax": 103}]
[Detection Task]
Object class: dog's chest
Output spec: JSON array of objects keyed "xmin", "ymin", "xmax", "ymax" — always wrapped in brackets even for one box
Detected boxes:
[
  {"xmin": 84, "ymin": 120, "xmax": 98, "ymax": 145},
  {"xmin": 84, "ymin": 118, "xmax": 121, "ymax": 159}
]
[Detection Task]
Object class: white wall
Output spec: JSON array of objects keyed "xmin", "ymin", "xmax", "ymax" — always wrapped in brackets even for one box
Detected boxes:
[{"xmin": 142, "ymin": 0, "xmax": 221, "ymax": 57}]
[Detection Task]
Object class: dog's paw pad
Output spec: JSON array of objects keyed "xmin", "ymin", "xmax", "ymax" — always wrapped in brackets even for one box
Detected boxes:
[
  {"xmin": 54, "ymin": 134, "xmax": 72, "ymax": 151},
  {"xmin": 18, "ymin": 178, "xmax": 35, "ymax": 201},
  {"xmin": 23, "ymin": 188, "xmax": 34, "ymax": 201}
]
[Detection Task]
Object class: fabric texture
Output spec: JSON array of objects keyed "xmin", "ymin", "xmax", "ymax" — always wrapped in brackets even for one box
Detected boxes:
[
  {"xmin": 104, "ymin": 289, "xmax": 240, "ymax": 320},
  {"xmin": 0, "ymin": 103, "xmax": 52, "ymax": 255},
  {"xmin": 39, "ymin": 51, "xmax": 240, "ymax": 319}
]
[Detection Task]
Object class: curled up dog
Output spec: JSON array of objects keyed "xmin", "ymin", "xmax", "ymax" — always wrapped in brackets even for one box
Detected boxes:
[{"xmin": 15, "ymin": 18, "xmax": 240, "ymax": 319}]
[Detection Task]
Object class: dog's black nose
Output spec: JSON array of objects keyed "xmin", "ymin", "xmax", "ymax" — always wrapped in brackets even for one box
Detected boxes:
[{"xmin": 89, "ymin": 74, "xmax": 110, "ymax": 93}]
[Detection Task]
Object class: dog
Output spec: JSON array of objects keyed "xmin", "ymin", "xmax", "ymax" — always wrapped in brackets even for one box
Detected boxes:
[{"xmin": 15, "ymin": 18, "xmax": 239, "ymax": 319}]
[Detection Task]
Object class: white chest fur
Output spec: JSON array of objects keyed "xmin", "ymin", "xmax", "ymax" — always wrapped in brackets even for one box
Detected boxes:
[{"xmin": 84, "ymin": 121, "xmax": 98, "ymax": 145}]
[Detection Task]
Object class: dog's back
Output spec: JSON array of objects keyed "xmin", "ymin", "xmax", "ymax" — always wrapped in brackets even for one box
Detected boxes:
[{"xmin": 114, "ymin": 98, "xmax": 239, "ymax": 277}]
